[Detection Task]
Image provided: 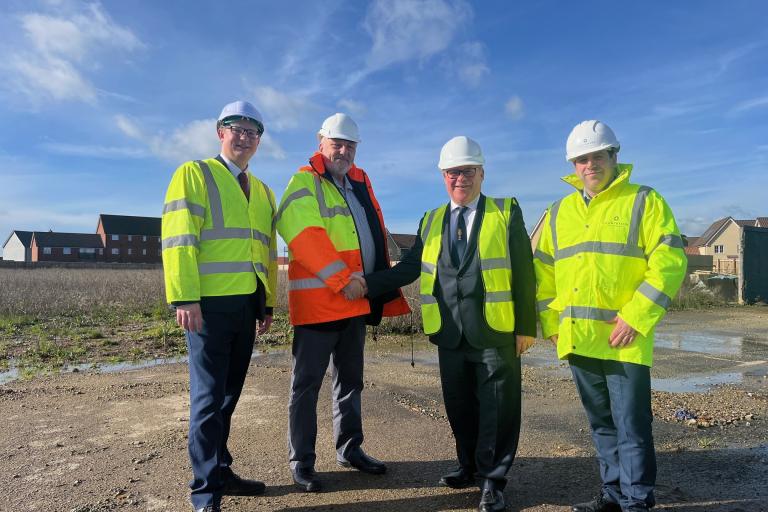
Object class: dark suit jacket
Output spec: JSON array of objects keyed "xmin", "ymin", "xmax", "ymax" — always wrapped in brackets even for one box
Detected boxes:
[{"xmin": 366, "ymin": 194, "xmax": 536, "ymax": 347}]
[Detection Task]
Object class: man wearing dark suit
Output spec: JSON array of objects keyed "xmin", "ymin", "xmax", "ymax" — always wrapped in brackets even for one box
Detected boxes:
[{"xmin": 361, "ymin": 136, "xmax": 537, "ymax": 512}]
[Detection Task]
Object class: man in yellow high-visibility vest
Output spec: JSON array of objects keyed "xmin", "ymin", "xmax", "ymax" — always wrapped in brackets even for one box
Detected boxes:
[
  {"xmin": 535, "ymin": 120, "xmax": 687, "ymax": 512},
  {"xmin": 161, "ymin": 101, "xmax": 277, "ymax": 512}
]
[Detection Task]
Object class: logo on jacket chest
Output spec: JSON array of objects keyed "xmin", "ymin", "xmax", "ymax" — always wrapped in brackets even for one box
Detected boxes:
[{"xmin": 602, "ymin": 215, "xmax": 629, "ymax": 228}]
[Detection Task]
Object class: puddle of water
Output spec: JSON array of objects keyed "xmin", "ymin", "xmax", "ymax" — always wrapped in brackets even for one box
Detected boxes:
[
  {"xmin": 0, "ymin": 349, "xmax": 285, "ymax": 386},
  {"xmin": 655, "ymin": 332, "xmax": 746, "ymax": 356},
  {"xmin": 653, "ymin": 365, "xmax": 768, "ymax": 393}
]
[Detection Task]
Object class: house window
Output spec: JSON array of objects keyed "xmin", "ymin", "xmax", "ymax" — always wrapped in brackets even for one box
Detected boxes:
[
  {"xmin": 111, "ymin": 235, "xmax": 119, "ymax": 241},
  {"xmin": 43, "ymin": 247, "xmax": 51, "ymax": 255},
  {"xmin": 142, "ymin": 236, "xmax": 147, "ymax": 242},
  {"xmin": 81, "ymin": 248, "xmax": 95, "ymax": 254},
  {"xmin": 112, "ymin": 248, "xmax": 119, "ymax": 255},
  {"xmin": 128, "ymin": 249, "xmax": 133, "ymax": 255},
  {"xmin": 714, "ymin": 245, "xmax": 724, "ymax": 254},
  {"xmin": 63, "ymin": 247, "xmax": 71, "ymax": 255},
  {"xmin": 142, "ymin": 249, "xmax": 147, "ymax": 255},
  {"xmin": 128, "ymin": 235, "xmax": 133, "ymax": 242}
]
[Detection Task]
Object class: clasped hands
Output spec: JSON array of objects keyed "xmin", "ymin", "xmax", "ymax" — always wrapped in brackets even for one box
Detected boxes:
[{"xmin": 342, "ymin": 274, "xmax": 367, "ymax": 300}]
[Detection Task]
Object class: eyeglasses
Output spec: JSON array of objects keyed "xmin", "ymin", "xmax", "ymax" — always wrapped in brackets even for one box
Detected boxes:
[
  {"xmin": 223, "ymin": 125, "xmax": 263, "ymax": 139},
  {"xmin": 444, "ymin": 168, "xmax": 478, "ymax": 179}
]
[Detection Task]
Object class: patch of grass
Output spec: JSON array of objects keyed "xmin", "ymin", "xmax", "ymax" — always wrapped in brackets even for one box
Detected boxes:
[
  {"xmin": 99, "ymin": 338, "xmax": 119, "ymax": 347},
  {"xmin": 73, "ymin": 328, "xmax": 104, "ymax": 340},
  {"xmin": 0, "ymin": 314, "xmax": 36, "ymax": 334},
  {"xmin": 697, "ymin": 436, "xmax": 719, "ymax": 449}
]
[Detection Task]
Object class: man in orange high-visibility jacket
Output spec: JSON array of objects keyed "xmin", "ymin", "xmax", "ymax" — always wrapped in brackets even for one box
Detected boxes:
[
  {"xmin": 276, "ymin": 113, "xmax": 409, "ymax": 492},
  {"xmin": 535, "ymin": 120, "xmax": 686, "ymax": 512}
]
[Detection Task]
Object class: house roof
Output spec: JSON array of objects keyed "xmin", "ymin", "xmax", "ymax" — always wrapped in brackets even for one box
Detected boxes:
[
  {"xmin": 757, "ymin": 217, "xmax": 768, "ymax": 227},
  {"xmin": 696, "ymin": 217, "xmax": 732, "ymax": 246},
  {"xmin": 390, "ymin": 233, "xmax": 417, "ymax": 249},
  {"xmin": 2, "ymin": 230, "xmax": 33, "ymax": 248},
  {"xmin": 735, "ymin": 219, "xmax": 756, "ymax": 227},
  {"xmin": 98, "ymin": 214, "xmax": 161, "ymax": 236},
  {"xmin": 684, "ymin": 246, "xmax": 701, "ymax": 256},
  {"xmin": 32, "ymin": 232, "xmax": 104, "ymax": 248},
  {"xmin": 684, "ymin": 236, "xmax": 699, "ymax": 247}
]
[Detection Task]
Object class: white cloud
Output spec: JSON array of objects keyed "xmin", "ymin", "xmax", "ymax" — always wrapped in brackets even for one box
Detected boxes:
[
  {"xmin": 2, "ymin": 3, "xmax": 143, "ymax": 105},
  {"xmin": 115, "ymin": 115, "xmax": 286, "ymax": 163},
  {"xmin": 41, "ymin": 142, "xmax": 149, "ymax": 159},
  {"xmin": 251, "ymin": 86, "xmax": 317, "ymax": 131},
  {"xmin": 454, "ymin": 41, "xmax": 489, "ymax": 87},
  {"xmin": 504, "ymin": 96, "xmax": 524, "ymax": 120},
  {"xmin": 337, "ymin": 99, "xmax": 367, "ymax": 117},
  {"xmin": 350, "ymin": 0, "xmax": 471, "ymax": 86},
  {"xmin": 731, "ymin": 96, "xmax": 768, "ymax": 114}
]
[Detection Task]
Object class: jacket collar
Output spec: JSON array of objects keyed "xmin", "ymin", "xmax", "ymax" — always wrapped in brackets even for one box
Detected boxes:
[
  {"xmin": 308, "ymin": 152, "xmax": 365, "ymax": 182},
  {"xmin": 561, "ymin": 163, "xmax": 633, "ymax": 193}
]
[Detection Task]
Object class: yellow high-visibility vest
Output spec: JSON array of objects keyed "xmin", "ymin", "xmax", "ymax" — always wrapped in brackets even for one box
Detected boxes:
[
  {"xmin": 419, "ymin": 197, "xmax": 516, "ymax": 335},
  {"xmin": 161, "ymin": 157, "xmax": 277, "ymax": 306},
  {"xmin": 534, "ymin": 164, "xmax": 687, "ymax": 366}
]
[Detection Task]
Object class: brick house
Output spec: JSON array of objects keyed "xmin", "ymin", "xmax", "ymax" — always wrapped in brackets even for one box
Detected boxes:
[
  {"xmin": 386, "ymin": 231, "xmax": 417, "ymax": 262},
  {"xmin": 688, "ymin": 216, "xmax": 767, "ymax": 275},
  {"xmin": 30, "ymin": 231, "xmax": 104, "ymax": 262},
  {"xmin": 2, "ymin": 230, "xmax": 34, "ymax": 262},
  {"xmin": 97, "ymin": 214, "xmax": 162, "ymax": 263}
]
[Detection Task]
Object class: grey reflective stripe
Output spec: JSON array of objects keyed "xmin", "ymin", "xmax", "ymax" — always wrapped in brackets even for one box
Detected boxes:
[
  {"xmin": 485, "ymin": 291, "xmax": 511, "ymax": 303},
  {"xmin": 638, "ymin": 281, "xmax": 672, "ymax": 310},
  {"xmin": 162, "ymin": 234, "xmax": 198, "ymax": 250},
  {"xmin": 421, "ymin": 261, "xmax": 436, "ymax": 274},
  {"xmin": 275, "ymin": 187, "xmax": 313, "ymax": 225},
  {"xmin": 316, "ymin": 259, "xmax": 346, "ymax": 281},
  {"xmin": 200, "ymin": 227, "xmax": 251, "ymax": 241},
  {"xmin": 493, "ymin": 198, "xmax": 505, "ymax": 212},
  {"xmin": 252, "ymin": 229, "xmax": 270, "ymax": 245},
  {"xmin": 197, "ymin": 160, "xmax": 224, "ymax": 229},
  {"xmin": 163, "ymin": 199, "xmax": 205, "ymax": 218},
  {"xmin": 198, "ymin": 261, "xmax": 254, "ymax": 275},
  {"xmin": 270, "ymin": 249, "xmax": 278, "ymax": 260},
  {"xmin": 314, "ymin": 175, "xmax": 351, "ymax": 218},
  {"xmin": 253, "ymin": 262, "xmax": 268, "ymax": 275},
  {"xmin": 533, "ymin": 249, "xmax": 554, "ymax": 265},
  {"xmin": 420, "ymin": 294, "xmax": 438, "ymax": 304},
  {"xmin": 480, "ymin": 257, "xmax": 508, "ymax": 271},
  {"xmin": 289, "ymin": 277, "xmax": 326, "ymax": 290},
  {"xmin": 421, "ymin": 209, "xmax": 438, "ymax": 243},
  {"xmin": 549, "ymin": 199, "xmax": 562, "ymax": 253},
  {"xmin": 627, "ymin": 186, "xmax": 651, "ymax": 247},
  {"xmin": 560, "ymin": 306, "xmax": 618, "ymax": 322},
  {"xmin": 537, "ymin": 298, "xmax": 553, "ymax": 312},
  {"xmin": 659, "ymin": 234, "xmax": 684, "ymax": 249},
  {"xmin": 557, "ymin": 241, "xmax": 645, "ymax": 260}
]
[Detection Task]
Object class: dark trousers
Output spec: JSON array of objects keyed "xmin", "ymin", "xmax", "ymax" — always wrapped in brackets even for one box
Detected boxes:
[
  {"xmin": 186, "ymin": 305, "xmax": 256, "ymax": 509},
  {"xmin": 438, "ymin": 339, "xmax": 521, "ymax": 489},
  {"xmin": 287, "ymin": 316, "xmax": 366, "ymax": 469},
  {"xmin": 569, "ymin": 354, "xmax": 656, "ymax": 510}
]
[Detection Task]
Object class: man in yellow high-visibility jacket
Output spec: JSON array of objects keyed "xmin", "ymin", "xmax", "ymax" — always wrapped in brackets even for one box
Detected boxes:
[
  {"xmin": 535, "ymin": 121, "xmax": 686, "ymax": 512},
  {"xmin": 162, "ymin": 101, "xmax": 277, "ymax": 512}
]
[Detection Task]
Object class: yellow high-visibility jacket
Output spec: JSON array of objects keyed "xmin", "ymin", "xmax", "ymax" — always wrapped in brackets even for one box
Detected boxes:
[
  {"xmin": 534, "ymin": 164, "xmax": 686, "ymax": 366},
  {"xmin": 161, "ymin": 157, "xmax": 277, "ymax": 306},
  {"xmin": 419, "ymin": 197, "xmax": 516, "ymax": 335}
]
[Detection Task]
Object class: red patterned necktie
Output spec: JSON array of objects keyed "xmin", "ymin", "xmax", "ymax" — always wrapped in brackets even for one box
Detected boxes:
[{"xmin": 238, "ymin": 171, "xmax": 250, "ymax": 200}]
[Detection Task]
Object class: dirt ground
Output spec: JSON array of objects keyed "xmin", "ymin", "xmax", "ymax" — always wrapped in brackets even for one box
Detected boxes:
[{"xmin": 2, "ymin": 307, "xmax": 768, "ymax": 512}]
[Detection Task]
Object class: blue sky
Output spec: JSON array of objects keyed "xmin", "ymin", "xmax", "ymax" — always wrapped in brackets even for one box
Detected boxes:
[{"xmin": 1, "ymin": 0, "xmax": 767, "ymax": 252}]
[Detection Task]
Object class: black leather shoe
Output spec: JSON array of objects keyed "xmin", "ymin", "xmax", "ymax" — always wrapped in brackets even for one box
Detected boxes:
[
  {"xmin": 194, "ymin": 506, "xmax": 221, "ymax": 512},
  {"xmin": 220, "ymin": 467, "xmax": 266, "ymax": 496},
  {"xmin": 292, "ymin": 466, "xmax": 322, "ymax": 492},
  {"xmin": 337, "ymin": 449, "xmax": 387, "ymax": 475},
  {"xmin": 439, "ymin": 466, "xmax": 476, "ymax": 489},
  {"xmin": 479, "ymin": 479, "xmax": 506, "ymax": 512},
  {"xmin": 571, "ymin": 494, "xmax": 621, "ymax": 512}
]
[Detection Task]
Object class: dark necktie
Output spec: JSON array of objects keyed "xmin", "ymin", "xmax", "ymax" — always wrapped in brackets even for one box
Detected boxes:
[
  {"xmin": 238, "ymin": 171, "xmax": 250, "ymax": 200},
  {"xmin": 451, "ymin": 206, "xmax": 468, "ymax": 266}
]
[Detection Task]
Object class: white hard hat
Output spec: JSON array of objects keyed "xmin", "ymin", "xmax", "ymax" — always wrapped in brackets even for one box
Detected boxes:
[
  {"xmin": 317, "ymin": 113, "xmax": 361, "ymax": 143},
  {"xmin": 218, "ymin": 100, "xmax": 264, "ymax": 133},
  {"xmin": 438, "ymin": 136, "xmax": 485, "ymax": 170},
  {"xmin": 565, "ymin": 120, "xmax": 620, "ymax": 161}
]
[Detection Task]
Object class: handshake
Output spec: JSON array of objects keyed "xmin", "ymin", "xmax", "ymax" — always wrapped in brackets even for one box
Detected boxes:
[{"xmin": 342, "ymin": 274, "xmax": 368, "ymax": 300}]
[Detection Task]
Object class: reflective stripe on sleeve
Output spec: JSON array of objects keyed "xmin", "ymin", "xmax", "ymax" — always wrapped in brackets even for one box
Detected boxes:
[
  {"xmin": 198, "ymin": 261, "xmax": 254, "ymax": 275},
  {"xmin": 560, "ymin": 306, "xmax": 618, "ymax": 322},
  {"xmin": 275, "ymin": 188, "xmax": 313, "ymax": 226},
  {"xmin": 289, "ymin": 277, "xmax": 326, "ymax": 291},
  {"xmin": 163, "ymin": 199, "xmax": 205, "ymax": 218},
  {"xmin": 251, "ymin": 229, "xmax": 270, "ymax": 245},
  {"xmin": 316, "ymin": 259, "xmax": 346, "ymax": 281},
  {"xmin": 162, "ymin": 234, "xmax": 199, "ymax": 250},
  {"xmin": 659, "ymin": 234, "xmax": 684, "ymax": 249},
  {"xmin": 533, "ymin": 249, "xmax": 554, "ymax": 265},
  {"xmin": 537, "ymin": 298, "xmax": 553, "ymax": 312},
  {"xmin": 638, "ymin": 281, "xmax": 672, "ymax": 310}
]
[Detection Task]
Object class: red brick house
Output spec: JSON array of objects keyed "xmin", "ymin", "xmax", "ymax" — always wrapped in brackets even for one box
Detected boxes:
[
  {"xmin": 96, "ymin": 214, "xmax": 162, "ymax": 263},
  {"xmin": 30, "ymin": 231, "xmax": 104, "ymax": 262}
]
